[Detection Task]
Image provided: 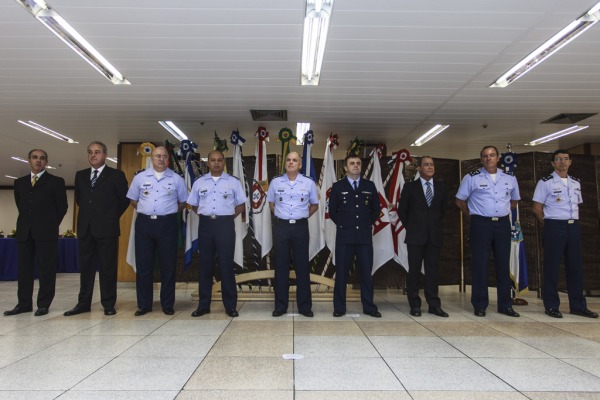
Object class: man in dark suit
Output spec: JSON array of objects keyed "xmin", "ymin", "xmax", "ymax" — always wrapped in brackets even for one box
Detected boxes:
[
  {"xmin": 329, "ymin": 154, "xmax": 382, "ymax": 318},
  {"xmin": 4, "ymin": 149, "xmax": 68, "ymax": 317},
  {"xmin": 399, "ymin": 156, "xmax": 449, "ymax": 317},
  {"xmin": 64, "ymin": 141, "xmax": 129, "ymax": 316}
]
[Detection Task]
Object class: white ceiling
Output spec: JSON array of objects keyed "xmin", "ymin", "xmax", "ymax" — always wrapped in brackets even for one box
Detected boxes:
[{"xmin": 1, "ymin": 0, "xmax": 600, "ymax": 185}]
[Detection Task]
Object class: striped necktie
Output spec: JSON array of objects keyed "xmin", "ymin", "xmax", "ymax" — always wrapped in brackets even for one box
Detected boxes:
[
  {"xmin": 425, "ymin": 181, "xmax": 433, "ymax": 207},
  {"xmin": 32, "ymin": 175, "xmax": 37, "ymax": 187},
  {"xmin": 91, "ymin": 169, "xmax": 98, "ymax": 187}
]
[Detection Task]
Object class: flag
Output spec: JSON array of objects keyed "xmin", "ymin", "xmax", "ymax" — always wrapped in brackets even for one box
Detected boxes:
[
  {"xmin": 277, "ymin": 127, "xmax": 297, "ymax": 174},
  {"xmin": 386, "ymin": 149, "xmax": 413, "ymax": 272},
  {"xmin": 126, "ymin": 143, "xmax": 156, "ymax": 271},
  {"xmin": 300, "ymin": 130, "xmax": 324, "ymax": 260},
  {"xmin": 180, "ymin": 140, "xmax": 199, "ymax": 270},
  {"xmin": 231, "ymin": 130, "xmax": 250, "ymax": 268},
  {"xmin": 500, "ymin": 150, "xmax": 529, "ymax": 296},
  {"xmin": 251, "ymin": 126, "xmax": 272, "ymax": 258},
  {"xmin": 320, "ymin": 134, "xmax": 338, "ymax": 263},
  {"xmin": 365, "ymin": 145, "xmax": 395, "ymax": 274}
]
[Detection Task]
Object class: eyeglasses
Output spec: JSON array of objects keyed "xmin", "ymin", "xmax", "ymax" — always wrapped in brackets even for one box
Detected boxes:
[
  {"xmin": 553, "ymin": 157, "xmax": 570, "ymax": 162},
  {"xmin": 153, "ymin": 154, "xmax": 169, "ymax": 159}
]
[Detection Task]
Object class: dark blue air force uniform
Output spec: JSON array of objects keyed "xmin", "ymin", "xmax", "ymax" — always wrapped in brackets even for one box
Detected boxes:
[{"xmin": 329, "ymin": 177, "xmax": 381, "ymax": 314}]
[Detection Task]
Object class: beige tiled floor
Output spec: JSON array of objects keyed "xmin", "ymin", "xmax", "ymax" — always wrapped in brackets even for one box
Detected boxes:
[{"xmin": 1, "ymin": 273, "xmax": 599, "ymax": 399}]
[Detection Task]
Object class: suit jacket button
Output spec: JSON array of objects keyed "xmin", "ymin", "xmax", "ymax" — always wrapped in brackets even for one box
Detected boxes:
[{"xmin": 356, "ymin": 226, "xmax": 359, "ymax": 229}]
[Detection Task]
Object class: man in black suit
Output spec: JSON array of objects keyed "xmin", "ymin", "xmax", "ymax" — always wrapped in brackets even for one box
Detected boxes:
[
  {"xmin": 4, "ymin": 149, "xmax": 68, "ymax": 317},
  {"xmin": 64, "ymin": 141, "xmax": 129, "ymax": 316},
  {"xmin": 329, "ymin": 154, "xmax": 382, "ymax": 318},
  {"xmin": 398, "ymin": 156, "xmax": 449, "ymax": 317}
]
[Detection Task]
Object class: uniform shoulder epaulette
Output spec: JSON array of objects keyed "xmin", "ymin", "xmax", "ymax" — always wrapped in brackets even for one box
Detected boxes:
[
  {"xmin": 134, "ymin": 168, "xmax": 145, "ymax": 176},
  {"xmin": 541, "ymin": 175, "xmax": 552, "ymax": 182},
  {"xmin": 502, "ymin": 170, "xmax": 515, "ymax": 176},
  {"xmin": 469, "ymin": 169, "xmax": 481, "ymax": 176},
  {"xmin": 569, "ymin": 175, "xmax": 580, "ymax": 182}
]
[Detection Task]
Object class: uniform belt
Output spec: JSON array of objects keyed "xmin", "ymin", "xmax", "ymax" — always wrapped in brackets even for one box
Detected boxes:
[
  {"xmin": 276, "ymin": 217, "xmax": 307, "ymax": 224},
  {"xmin": 471, "ymin": 215, "xmax": 509, "ymax": 222},
  {"xmin": 200, "ymin": 214, "xmax": 234, "ymax": 220},
  {"xmin": 545, "ymin": 218, "xmax": 577, "ymax": 224},
  {"xmin": 139, "ymin": 213, "xmax": 177, "ymax": 220}
]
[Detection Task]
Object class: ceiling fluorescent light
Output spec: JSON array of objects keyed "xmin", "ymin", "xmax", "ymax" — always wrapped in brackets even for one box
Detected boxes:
[
  {"xmin": 490, "ymin": 2, "xmax": 600, "ymax": 88},
  {"xmin": 410, "ymin": 124, "xmax": 450, "ymax": 146},
  {"xmin": 301, "ymin": 0, "xmax": 334, "ymax": 86},
  {"xmin": 5, "ymin": 175, "xmax": 19, "ymax": 179},
  {"xmin": 16, "ymin": 0, "xmax": 130, "ymax": 85},
  {"xmin": 159, "ymin": 121, "xmax": 188, "ymax": 141},
  {"xmin": 106, "ymin": 157, "xmax": 118, "ymax": 164},
  {"xmin": 525, "ymin": 125, "xmax": 589, "ymax": 146},
  {"xmin": 296, "ymin": 122, "xmax": 310, "ymax": 144},
  {"xmin": 18, "ymin": 120, "xmax": 79, "ymax": 143}
]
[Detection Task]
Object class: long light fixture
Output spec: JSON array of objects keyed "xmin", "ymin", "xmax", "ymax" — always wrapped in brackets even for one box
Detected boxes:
[
  {"xmin": 18, "ymin": 120, "xmax": 79, "ymax": 143},
  {"xmin": 525, "ymin": 125, "xmax": 589, "ymax": 146},
  {"xmin": 296, "ymin": 122, "xmax": 310, "ymax": 144},
  {"xmin": 106, "ymin": 157, "xmax": 118, "ymax": 164},
  {"xmin": 159, "ymin": 121, "xmax": 188, "ymax": 141},
  {"xmin": 410, "ymin": 124, "xmax": 450, "ymax": 147},
  {"xmin": 11, "ymin": 156, "xmax": 56, "ymax": 169},
  {"xmin": 5, "ymin": 175, "xmax": 19, "ymax": 179},
  {"xmin": 301, "ymin": 0, "xmax": 334, "ymax": 86},
  {"xmin": 490, "ymin": 2, "xmax": 600, "ymax": 88},
  {"xmin": 16, "ymin": 0, "xmax": 130, "ymax": 85}
]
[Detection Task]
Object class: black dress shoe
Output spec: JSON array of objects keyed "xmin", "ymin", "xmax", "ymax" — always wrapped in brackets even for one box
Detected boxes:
[
  {"xmin": 191, "ymin": 309, "xmax": 210, "ymax": 317},
  {"xmin": 333, "ymin": 311, "xmax": 345, "ymax": 317},
  {"xmin": 545, "ymin": 309, "xmax": 563, "ymax": 318},
  {"xmin": 301, "ymin": 311, "xmax": 314, "ymax": 317},
  {"xmin": 428, "ymin": 307, "xmax": 449, "ymax": 318},
  {"xmin": 134, "ymin": 308, "xmax": 151, "ymax": 316},
  {"xmin": 571, "ymin": 308, "xmax": 599, "ymax": 318},
  {"xmin": 365, "ymin": 310, "xmax": 382, "ymax": 318},
  {"xmin": 163, "ymin": 309, "xmax": 175, "ymax": 315},
  {"xmin": 104, "ymin": 308, "xmax": 116, "ymax": 316},
  {"xmin": 499, "ymin": 307, "xmax": 520, "ymax": 317},
  {"xmin": 4, "ymin": 305, "xmax": 33, "ymax": 316},
  {"xmin": 63, "ymin": 305, "xmax": 91, "ymax": 317},
  {"xmin": 226, "ymin": 309, "xmax": 239, "ymax": 318},
  {"xmin": 34, "ymin": 307, "xmax": 49, "ymax": 316},
  {"xmin": 410, "ymin": 309, "xmax": 422, "ymax": 317},
  {"xmin": 474, "ymin": 309, "xmax": 486, "ymax": 317},
  {"xmin": 272, "ymin": 310, "xmax": 286, "ymax": 317}
]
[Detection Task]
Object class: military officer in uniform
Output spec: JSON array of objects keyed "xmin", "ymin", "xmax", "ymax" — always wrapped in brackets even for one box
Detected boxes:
[
  {"xmin": 329, "ymin": 154, "xmax": 382, "ymax": 318},
  {"xmin": 127, "ymin": 146, "xmax": 187, "ymax": 316},
  {"xmin": 187, "ymin": 150, "xmax": 246, "ymax": 318},
  {"xmin": 456, "ymin": 145, "xmax": 520, "ymax": 318},
  {"xmin": 532, "ymin": 149, "xmax": 598, "ymax": 319},
  {"xmin": 267, "ymin": 151, "xmax": 318, "ymax": 317}
]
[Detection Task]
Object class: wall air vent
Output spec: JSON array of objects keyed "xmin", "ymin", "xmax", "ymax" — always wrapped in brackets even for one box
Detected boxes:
[
  {"xmin": 250, "ymin": 110, "xmax": 288, "ymax": 122},
  {"xmin": 541, "ymin": 113, "xmax": 597, "ymax": 124}
]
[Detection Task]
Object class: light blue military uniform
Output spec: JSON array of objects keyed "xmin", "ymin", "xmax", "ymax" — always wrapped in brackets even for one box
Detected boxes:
[
  {"xmin": 187, "ymin": 173, "xmax": 246, "ymax": 313},
  {"xmin": 456, "ymin": 167, "xmax": 520, "ymax": 313},
  {"xmin": 127, "ymin": 168, "xmax": 187, "ymax": 313},
  {"xmin": 533, "ymin": 171, "xmax": 587, "ymax": 312},
  {"xmin": 267, "ymin": 174, "xmax": 318, "ymax": 314}
]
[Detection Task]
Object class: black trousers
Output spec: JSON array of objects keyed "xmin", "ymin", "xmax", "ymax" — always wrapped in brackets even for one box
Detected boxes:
[
  {"xmin": 406, "ymin": 242, "xmax": 442, "ymax": 310},
  {"xmin": 134, "ymin": 214, "xmax": 178, "ymax": 311},
  {"xmin": 77, "ymin": 231, "xmax": 118, "ymax": 309},
  {"xmin": 469, "ymin": 215, "xmax": 512, "ymax": 311},
  {"xmin": 197, "ymin": 215, "xmax": 237, "ymax": 311},
  {"xmin": 542, "ymin": 219, "xmax": 586, "ymax": 311},
  {"xmin": 333, "ymin": 242, "xmax": 377, "ymax": 314},
  {"xmin": 273, "ymin": 219, "xmax": 312, "ymax": 314},
  {"xmin": 17, "ymin": 235, "xmax": 57, "ymax": 309}
]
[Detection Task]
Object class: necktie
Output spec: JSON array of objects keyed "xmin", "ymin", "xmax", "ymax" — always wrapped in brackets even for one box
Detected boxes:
[
  {"xmin": 425, "ymin": 181, "xmax": 433, "ymax": 207},
  {"xmin": 91, "ymin": 169, "xmax": 98, "ymax": 187},
  {"xmin": 32, "ymin": 175, "xmax": 37, "ymax": 187},
  {"xmin": 353, "ymin": 180, "xmax": 358, "ymax": 191}
]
